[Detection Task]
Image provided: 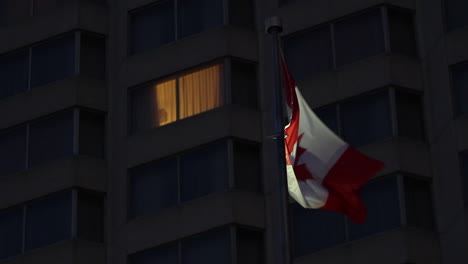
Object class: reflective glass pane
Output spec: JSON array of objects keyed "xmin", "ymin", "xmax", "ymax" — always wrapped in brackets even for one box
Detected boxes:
[
  {"xmin": 80, "ymin": 33, "xmax": 106, "ymax": 79},
  {"xmin": 178, "ymin": 0, "xmax": 223, "ymax": 38},
  {"xmin": 348, "ymin": 176, "xmax": 401, "ymax": 240},
  {"xmin": 341, "ymin": 90, "xmax": 392, "ymax": 147},
  {"xmin": 445, "ymin": 0, "xmax": 468, "ymax": 31},
  {"xmin": 181, "ymin": 228, "xmax": 231, "ymax": 264},
  {"xmin": 388, "ymin": 8, "xmax": 417, "ymax": 56},
  {"xmin": 31, "ymin": 33, "xmax": 75, "ymax": 88},
  {"xmin": 0, "ymin": 207, "xmax": 23, "ymax": 260},
  {"xmin": 283, "ymin": 25, "xmax": 332, "ymax": 80},
  {"xmin": 292, "ymin": 204, "xmax": 346, "ymax": 256},
  {"xmin": 396, "ymin": 90, "xmax": 424, "ymax": 140},
  {"xmin": 461, "ymin": 152, "xmax": 468, "ymax": 207},
  {"xmin": 0, "ymin": 49, "xmax": 29, "ymax": 100},
  {"xmin": 0, "ymin": 126, "xmax": 26, "ymax": 178},
  {"xmin": 129, "ymin": 0, "xmax": 175, "ymax": 54},
  {"xmin": 314, "ymin": 105, "xmax": 339, "ymax": 135},
  {"xmin": 451, "ymin": 62, "xmax": 468, "ymax": 115},
  {"xmin": 234, "ymin": 141, "xmax": 261, "ymax": 192},
  {"xmin": 28, "ymin": 110, "xmax": 74, "ymax": 168},
  {"xmin": 180, "ymin": 141, "xmax": 228, "ymax": 202},
  {"xmin": 79, "ymin": 111, "xmax": 105, "ymax": 158},
  {"xmin": 129, "ymin": 158, "xmax": 178, "ymax": 218},
  {"xmin": 77, "ymin": 190, "xmax": 104, "ymax": 242},
  {"xmin": 179, "ymin": 64, "xmax": 222, "ymax": 119},
  {"xmin": 404, "ymin": 177, "xmax": 433, "ymax": 229},
  {"xmin": 25, "ymin": 191, "xmax": 72, "ymax": 250},
  {"xmin": 231, "ymin": 60, "xmax": 257, "ymax": 109},
  {"xmin": 229, "ymin": 0, "xmax": 254, "ymax": 29},
  {"xmin": 334, "ymin": 8, "xmax": 385, "ymax": 66},
  {"xmin": 237, "ymin": 228, "xmax": 264, "ymax": 264},
  {"xmin": 130, "ymin": 79, "xmax": 177, "ymax": 133},
  {"xmin": 129, "ymin": 244, "xmax": 178, "ymax": 264}
]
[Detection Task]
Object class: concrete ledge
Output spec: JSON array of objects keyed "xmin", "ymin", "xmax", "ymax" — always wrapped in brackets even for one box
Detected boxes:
[
  {"xmin": 299, "ymin": 54, "xmax": 421, "ymax": 108},
  {"xmin": 122, "ymin": 26, "xmax": 258, "ymax": 88},
  {"xmin": 294, "ymin": 228, "xmax": 438, "ymax": 264},
  {"xmin": 278, "ymin": 0, "xmax": 415, "ymax": 35},
  {"xmin": 126, "ymin": 104, "xmax": 262, "ymax": 167},
  {"xmin": 0, "ymin": 240, "xmax": 105, "ymax": 264},
  {"xmin": 0, "ymin": 156, "xmax": 106, "ymax": 209},
  {"xmin": 0, "ymin": 76, "xmax": 107, "ymax": 130},
  {"xmin": 124, "ymin": 190, "xmax": 264, "ymax": 254},
  {"xmin": 0, "ymin": 2, "xmax": 108, "ymax": 54},
  {"xmin": 360, "ymin": 137, "xmax": 432, "ymax": 177}
]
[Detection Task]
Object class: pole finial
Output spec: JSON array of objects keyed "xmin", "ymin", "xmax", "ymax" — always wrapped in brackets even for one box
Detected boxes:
[{"xmin": 265, "ymin": 16, "xmax": 283, "ymax": 34}]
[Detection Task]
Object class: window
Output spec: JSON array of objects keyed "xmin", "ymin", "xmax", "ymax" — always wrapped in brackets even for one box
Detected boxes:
[
  {"xmin": 444, "ymin": 0, "xmax": 468, "ymax": 31},
  {"xmin": 128, "ymin": 0, "xmax": 254, "ymax": 54},
  {"xmin": 129, "ymin": 59, "xmax": 257, "ymax": 133},
  {"xmin": 461, "ymin": 151, "xmax": 468, "ymax": 207},
  {"xmin": 129, "ymin": 226, "xmax": 263, "ymax": 264},
  {"xmin": 0, "ymin": 108, "xmax": 105, "ymax": 179},
  {"xmin": 291, "ymin": 174, "xmax": 433, "ymax": 257},
  {"xmin": 283, "ymin": 6, "xmax": 417, "ymax": 80},
  {"xmin": 0, "ymin": 189, "xmax": 103, "ymax": 260},
  {"xmin": 450, "ymin": 62, "xmax": 468, "ymax": 116},
  {"xmin": 128, "ymin": 139, "xmax": 260, "ymax": 219},
  {"xmin": 314, "ymin": 87, "xmax": 423, "ymax": 147},
  {"xmin": 0, "ymin": 207, "xmax": 23, "ymax": 260},
  {"xmin": 0, "ymin": 31, "xmax": 105, "ymax": 101},
  {"xmin": 0, "ymin": 126, "xmax": 27, "ymax": 179}
]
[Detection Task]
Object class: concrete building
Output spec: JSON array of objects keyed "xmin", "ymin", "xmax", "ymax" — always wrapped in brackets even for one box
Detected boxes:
[{"xmin": 0, "ymin": 0, "xmax": 467, "ymax": 264}]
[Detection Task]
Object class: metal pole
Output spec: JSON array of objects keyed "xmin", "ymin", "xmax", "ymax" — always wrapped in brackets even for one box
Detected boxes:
[{"xmin": 265, "ymin": 16, "xmax": 290, "ymax": 264}]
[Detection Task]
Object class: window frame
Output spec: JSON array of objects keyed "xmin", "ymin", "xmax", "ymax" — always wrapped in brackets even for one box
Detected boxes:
[
  {"xmin": 127, "ymin": 138, "xmax": 261, "ymax": 220},
  {"xmin": 289, "ymin": 173, "xmax": 433, "ymax": 257},
  {"xmin": 449, "ymin": 61, "xmax": 468, "ymax": 118}
]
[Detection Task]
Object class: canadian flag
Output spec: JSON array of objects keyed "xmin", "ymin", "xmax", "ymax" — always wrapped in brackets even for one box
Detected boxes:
[{"xmin": 283, "ymin": 61, "xmax": 384, "ymax": 223}]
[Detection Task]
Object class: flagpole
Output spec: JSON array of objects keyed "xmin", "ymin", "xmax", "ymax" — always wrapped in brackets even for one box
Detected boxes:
[{"xmin": 266, "ymin": 16, "xmax": 291, "ymax": 264}]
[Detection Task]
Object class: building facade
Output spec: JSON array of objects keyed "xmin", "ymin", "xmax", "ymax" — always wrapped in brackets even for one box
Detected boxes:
[{"xmin": 0, "ymin": 0, "xmax": 467, "ymax": 264}]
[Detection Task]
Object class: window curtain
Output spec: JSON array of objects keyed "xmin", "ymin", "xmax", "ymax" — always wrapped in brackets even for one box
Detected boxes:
[
  {"xmin": 153, "ymin": 79, "xmax": 177, "ymax": 126},
  {"xmin": 179, "ymin": 64, "xmax": 222, "ymax": 119}
]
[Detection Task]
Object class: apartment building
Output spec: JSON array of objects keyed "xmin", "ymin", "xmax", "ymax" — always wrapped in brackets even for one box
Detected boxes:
[{"xmin": 0, "ymin": 0, "xmax": 467, "ymax": 264}]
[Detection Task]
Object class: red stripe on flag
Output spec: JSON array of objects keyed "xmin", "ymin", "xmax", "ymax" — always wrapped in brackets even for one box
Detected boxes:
[{"xmin": 320, "ymin": 147, "xmax": 384, "ymax": 223}]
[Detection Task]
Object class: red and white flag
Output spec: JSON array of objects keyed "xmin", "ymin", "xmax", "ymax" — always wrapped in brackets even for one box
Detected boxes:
[{"xmin": 282, "ymin": 61, "xmax": 384, "ymax": 223}]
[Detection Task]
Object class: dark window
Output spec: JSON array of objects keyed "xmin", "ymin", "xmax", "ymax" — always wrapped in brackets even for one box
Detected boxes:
[
  {"xmin": 236, "ymin": 228, "xmax": 264, "ymax": 264},
  {"xmin": 341, "ymin": 90, "xmax": 392, "ymax": 147},
  {"xmin": 388, "ymin": 8, "xmax": 417, "ymax": 56},
  {"xmin": 0, "ymin": 207, "xmax": 23, "ymax": 260},
  {"xmin": 404, "ymin": 177, "xmax": 433, "ymax": 229},
  {"xmin": 28, "ymin": 110, "xmax": 74, "ymax": 167},
  {"xmin": 461, "ymin": 152, "xmax": 468, "ymax": 207},
  {"xmin": 348, "ymin": 176, "xmax": 401, "ymax": 240},
  {"xmin": 231, "ymin": 60, "xmax": 258, "ymax": 109},
  {"xmin": 233, "ymin": 141, "xmax": 261, "ymax": 192},
  {"xmin": 129, "ymin": 158, "xmax": 178, "ymax": 218},
  {"xmin": 445, "ymin": 0, "xmax": 468, "ymax": 31},
  {"xmin": 283, "ymin": 25, "xmax": 332, "ymax": 80},
  {"xmin": 31, "ymin": 33, "xmax": 75, "ymax": 88},
  {"xmin": 451, "ymin": 62, "xmax": 468, "ymax": 116},
  {"xmin": 177, "ymin": 0, "xmax": 223, "ymax": 38},
  {"xmin": 395, "ymin": 90, "xmax": 424, "ymax": 140},
  {"xmin": 77, "ymin": 190, "xmax": 104, "ymax": 242},
  {"xmin": 130, "ymin": 244, "xmax": 178, "ymax": 264},
  {"xmin": 335, "ymin": 8, "xmax": 385, "ymax": 66},
  {"xmin": 180, "ymin": 141, "xmax": 229, "ymax": 201},
  {"xmin": 79, "ymin": 111, "xmax": 105, "ymax": 158},
  {"xmin": 0, "ymin": 50, "xmax": 29, "ymax": 100},
  {"xmin": 0, "ymin": 0, "xmax": 30, "ymax": 25},
  {"xmin": 292, "ymin": 204, "xmax": 346, "ymax": 256},
  {"xmin": 0, "ymin": 126, "xmax": 26, "ymax": 178},
  {"xmin": 314, "ymin": 104, "xmax": 339, "ymax": 135},
  {"xmin": 229, "ymin": 0, "xmax": 254, "ymax": 29},
  {"xmin": 181, "ymin": 228, "xmax": 231, "ymax": 264},
  {"xmin": 80, "ymin": 33, "xmax": 106, "ymax": 79},
  {"xmin": 25, "ymin": 191, "xmax": 72, "ymax": 250},
  {"xmin": 129, "ymin": 0, "xmax": 175, "ymax": 54}
]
